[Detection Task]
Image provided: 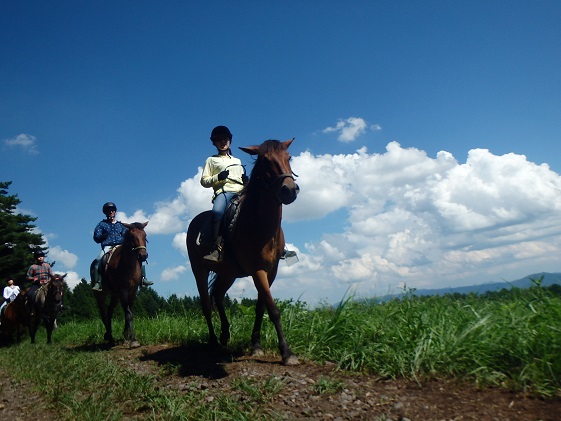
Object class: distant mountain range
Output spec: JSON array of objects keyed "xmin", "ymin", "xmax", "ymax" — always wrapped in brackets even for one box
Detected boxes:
[{"xmin": 379, "ymin": 272, "xmax": 561, "ymax": 301}]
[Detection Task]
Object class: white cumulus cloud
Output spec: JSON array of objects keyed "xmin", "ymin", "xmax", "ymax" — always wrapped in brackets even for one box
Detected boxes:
[
  {"xmin": 323, "ymin": 117, "xmax": 368, "ymax": 142},
  {"xmin": 3, "ymin": 133, "xmax": 39, "ymax": 154}
]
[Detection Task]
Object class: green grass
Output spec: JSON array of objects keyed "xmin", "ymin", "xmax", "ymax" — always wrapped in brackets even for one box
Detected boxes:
[{"xmin": 1, "ymin": 282, "xmax": 560, "ymax": 419}]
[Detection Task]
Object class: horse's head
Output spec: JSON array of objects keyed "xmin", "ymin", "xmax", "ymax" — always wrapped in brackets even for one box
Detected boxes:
[
  {"xmin": 122, "ymin": 221, "xmax": 149, "ymax": 262},
  {"xmin": 50, "ymin": 273, "xmax": 66, "ymax": 311},
  {"xmin": 240, "ymin": 138, "xmax": 299, "ymax": 205}
]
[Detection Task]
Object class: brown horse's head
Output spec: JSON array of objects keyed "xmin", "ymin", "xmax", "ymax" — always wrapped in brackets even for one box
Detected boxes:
[
  {"xmin": 49, "ymin": 273, "xmax": 66, "ymax": 313},
  {"xmin": 239, "ymin": 138, "xmax": 299, "ymax": 205},
  {"xmin": 122, "ymin": 221, "xmax": 149, "ymax": 262}
]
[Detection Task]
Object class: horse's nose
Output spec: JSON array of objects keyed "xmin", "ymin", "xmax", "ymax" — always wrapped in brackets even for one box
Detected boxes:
[{"xmin": 279, "ymin": 184, "xmax": 298, "ymax": 205}]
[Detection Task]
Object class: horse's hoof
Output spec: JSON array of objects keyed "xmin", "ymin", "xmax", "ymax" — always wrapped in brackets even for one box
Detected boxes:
[
  {"xmin": 251, "ymin": 347, "xmax": 265, "ymax": 357},
  {"xmin": 283, "ymin": 355, "xmax": 299, "ymax": 366},
  {"xmin": 130, "ymin": 340, "xmax": 141, "ymax": 349}
]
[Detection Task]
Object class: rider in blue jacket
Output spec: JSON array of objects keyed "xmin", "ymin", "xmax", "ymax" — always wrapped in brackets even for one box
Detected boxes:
[{"xmin": 92, "ymin": 202, "xmax": 153, "ymax": 290}]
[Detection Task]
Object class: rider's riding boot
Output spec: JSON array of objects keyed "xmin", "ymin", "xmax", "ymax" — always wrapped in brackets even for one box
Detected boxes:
[
  {"xmin": 203, "ymin": 220, "xmax": 223, "ymax": 262},
  {"xmin": 92, "ymin": 260, "xmax": 102, "ymax": 291},
  {"xmin": 141, "ymin": 265, "xmax": 154, "ymax": 287},
  {"xmin": 281, "ymin": 249, "xmax": 297, "ymax": 259},
  {"xmin": 204, "ymin": 236, "xmax": 223, "ymax": 262}
]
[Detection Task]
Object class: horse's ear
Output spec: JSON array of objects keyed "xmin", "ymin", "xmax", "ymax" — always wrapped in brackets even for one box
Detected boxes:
[
  {"xmin": 142, "ymin": 221, "xmax": 148, "ymax": 228},
  {"xmin": 122, "ymin": 222, "xmax": 132, "ymax": 229},
  {"xmin": 282, "ymin": 138, "xmax": 295, "ymax": 149},
  {"xmin": 239, "ymin": 145, "xmax": 259, "ymax": 156}
]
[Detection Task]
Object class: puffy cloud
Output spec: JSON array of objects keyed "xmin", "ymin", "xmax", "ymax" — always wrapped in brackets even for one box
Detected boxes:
[
  {"xmin": 59, "ymin": 271, "xmax": 81, "ymax": 290},
  {"xmin": 271, "ymin": 142, "xmax": 561, "ymax": 301},
  {"xmin": 322, "ymin": 117, "xmax": 368, "ymax": 142},
  {"xmin": 160, "ymin": 265, "xmax": 187, "ymax": 282},
  {"xmin": 3, "ymin": 133, "xmax": 39, "ymax": 154},
  {"xmin": 48, "ymin": 246, "xmax": 79, "ymax": 270}
]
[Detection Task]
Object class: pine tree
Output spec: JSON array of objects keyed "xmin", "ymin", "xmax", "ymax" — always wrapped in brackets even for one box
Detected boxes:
[{"xmin": 0, "ymin": 181, "xmax": 47, "ymax": 285}]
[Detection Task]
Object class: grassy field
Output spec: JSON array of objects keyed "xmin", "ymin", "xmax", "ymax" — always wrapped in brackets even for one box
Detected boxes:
[{"xmin": 1, "ymin": 281, "xmax": 560, "ymax": 419}]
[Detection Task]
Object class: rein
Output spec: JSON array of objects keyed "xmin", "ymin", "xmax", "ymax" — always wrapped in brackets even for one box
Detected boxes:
[{"xmin": 254, "ymin": 171, "xmax": 299, "ymax": 203}]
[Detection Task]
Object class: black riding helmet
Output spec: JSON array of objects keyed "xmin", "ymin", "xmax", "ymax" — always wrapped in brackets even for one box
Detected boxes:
[
  {"xmin": 34, "ymin": 250, "xmax": 45, "ymax": 258},
  {"xmin": 102, "ymin": 202, "xmax": 117, "ymax": 216},
  {"xmin": 210, "ymin": 125, "xmax": 233, "ymax": 143}
]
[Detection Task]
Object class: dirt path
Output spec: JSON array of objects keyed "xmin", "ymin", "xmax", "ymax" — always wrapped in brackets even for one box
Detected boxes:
[{"xmin": 1, "ymin": 344, "xmax": 559, "ymax": 420}]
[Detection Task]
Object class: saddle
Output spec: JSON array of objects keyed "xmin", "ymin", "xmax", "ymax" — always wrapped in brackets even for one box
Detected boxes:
[
  {"xmin": 99, "ymin": 246, "xmax": 119, "ymax": 278},
  {"xmin": 196, "ymin": 194, "xmax": 243, "ymax": 249},
  {"xmin": 222, "ymin": 194, "xmax": 243, "ymax": 237}
]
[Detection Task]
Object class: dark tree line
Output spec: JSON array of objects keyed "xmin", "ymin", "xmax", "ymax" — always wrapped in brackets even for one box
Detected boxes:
[{"xmin": 0, "ymin": 181, "xmax": 48, "ymax": 285}]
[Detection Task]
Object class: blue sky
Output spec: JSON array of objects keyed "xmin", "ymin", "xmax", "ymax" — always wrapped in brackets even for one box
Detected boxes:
[{"xmin": 2, "ymin": 1, "xmax": 561, "ymax": 305}]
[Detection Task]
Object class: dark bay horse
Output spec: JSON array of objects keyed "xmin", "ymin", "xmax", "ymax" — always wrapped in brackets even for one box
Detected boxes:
[
  {"xmin": 91, "ymin": 221, "xmax": 148, "ymax": 348},
  {"xmin": 187, "ymin": 139, "xmax": 300, "ymax": 365},
  {"xmin": 0, "ymin": 291, "xmax": 27, "ymax": 343},
  {"xmin": 28, "ymin": 273, "xmax": 66, "ymax": 344}
]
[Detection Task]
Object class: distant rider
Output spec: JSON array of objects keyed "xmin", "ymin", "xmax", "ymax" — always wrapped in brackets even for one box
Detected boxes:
[
  {"xmin": 92, "ymin": 202, "xmax": 153, "ymax": 290},
  {"xmin": 26, "ymin": 250, "xmax": 53, "ymax": 299},
  {"xmin": 0, "ymin": 278, "xmax": 21, "ymax": 315}
]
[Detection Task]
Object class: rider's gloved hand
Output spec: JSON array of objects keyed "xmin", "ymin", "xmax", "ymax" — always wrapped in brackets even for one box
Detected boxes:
[
  {"xmin": 242, "ymin": 174, "xmax": 249, "ymax": 184},
  {"xmin": 218, "ymin": 170, "xmax": 229, "ymax": 181}
]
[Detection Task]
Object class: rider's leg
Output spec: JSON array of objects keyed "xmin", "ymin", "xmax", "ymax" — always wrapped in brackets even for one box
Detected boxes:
[
  {"xmin": 92, "ymin": 259, "xmax": 102, "ymax": 290},
  {"xmin": 204, "ymin": 192, "xmax": 234, "ymax": 262},
  {"xmin": 141, "ymin": 264, "xmax": 153, "ymax": 287},
  {"xmin": 25, "ymin": 283, "xmax": 39, "ymax": 315},
  {"xmin": 92, "ymin": 247, "xmax": 108, "ymax": 290}
]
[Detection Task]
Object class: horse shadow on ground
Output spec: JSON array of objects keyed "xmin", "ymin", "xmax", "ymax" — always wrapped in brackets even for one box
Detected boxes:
[
  {"xmin": 73, "ymin": 341, "xmax": 247, "ymax": 379},
  {"xmin": 139, "ymin": 342, "xmax": 247, "ymax": 379}
]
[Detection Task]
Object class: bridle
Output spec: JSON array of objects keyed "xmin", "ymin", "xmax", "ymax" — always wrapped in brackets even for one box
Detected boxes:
[{"xmin": 124, "ymin": 229, "xmax": 148, "ymax": 262}]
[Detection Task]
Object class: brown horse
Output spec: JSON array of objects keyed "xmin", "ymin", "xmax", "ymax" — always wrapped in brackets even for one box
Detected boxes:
[
  {"xmin": 27, "ymin": 273, "xmax": 66, "ymax": 344},
  {"xmin": 91, "ymin": 221, "xmax": 148, "ymax": 348},
  {"xmin": 0, "ymin": 291, "xmax": 27, "ymax": 343},
  {"xmin": 187, "ymin": 139, "xmax": 300, "ymax": 365}
]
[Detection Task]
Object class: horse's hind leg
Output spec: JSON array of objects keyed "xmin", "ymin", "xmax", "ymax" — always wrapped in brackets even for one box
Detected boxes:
[
  {"xmin": 195, "ymin": 270, "xmax": 219, "ymax": 348},
  {"xmin": 212, "ymin": 277, "xmax": 235, "ymax": 347}
]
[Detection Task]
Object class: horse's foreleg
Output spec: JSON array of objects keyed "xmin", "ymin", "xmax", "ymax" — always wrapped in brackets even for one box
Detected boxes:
[
  {"xmin": 252, "ymin": 270, "xmax": 299, "ymax": 365},
  {"xmin": 29, "ymin": 316, "xmax": 39, "ymax": 344},
  {"xmin": 123, "ymin": 305, "xmax": 139, "ymax": 348},
  {"xmin": 120, "ymin": 291, "xmax": 139, "ymax": 349},
  {"xmin": 45, "ymin": 318, "xmax": 54, "ymax": 344},
  {"xmin": 101, "ymin": 294, "xmax": 119, "ymax": 344},
  {"xmin": 251, "ymin": 297, "xmax": 266, "ymax": 357}
]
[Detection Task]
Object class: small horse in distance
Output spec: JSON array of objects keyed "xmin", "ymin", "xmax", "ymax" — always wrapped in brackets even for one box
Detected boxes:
[
  {"xmin": 0, "ymin": 291, "xmax": 27, "ymax": 343},
  {"xmin": 187, "ymin": 139, "xmax": 300, "ymax": 365},
  {"xmin": 91, "ymin": 221, "xmax": 148, "ymax": 348},
  {"xmin": 27, "ymin": 273, "xmax": 66, "ymax": 344}
]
